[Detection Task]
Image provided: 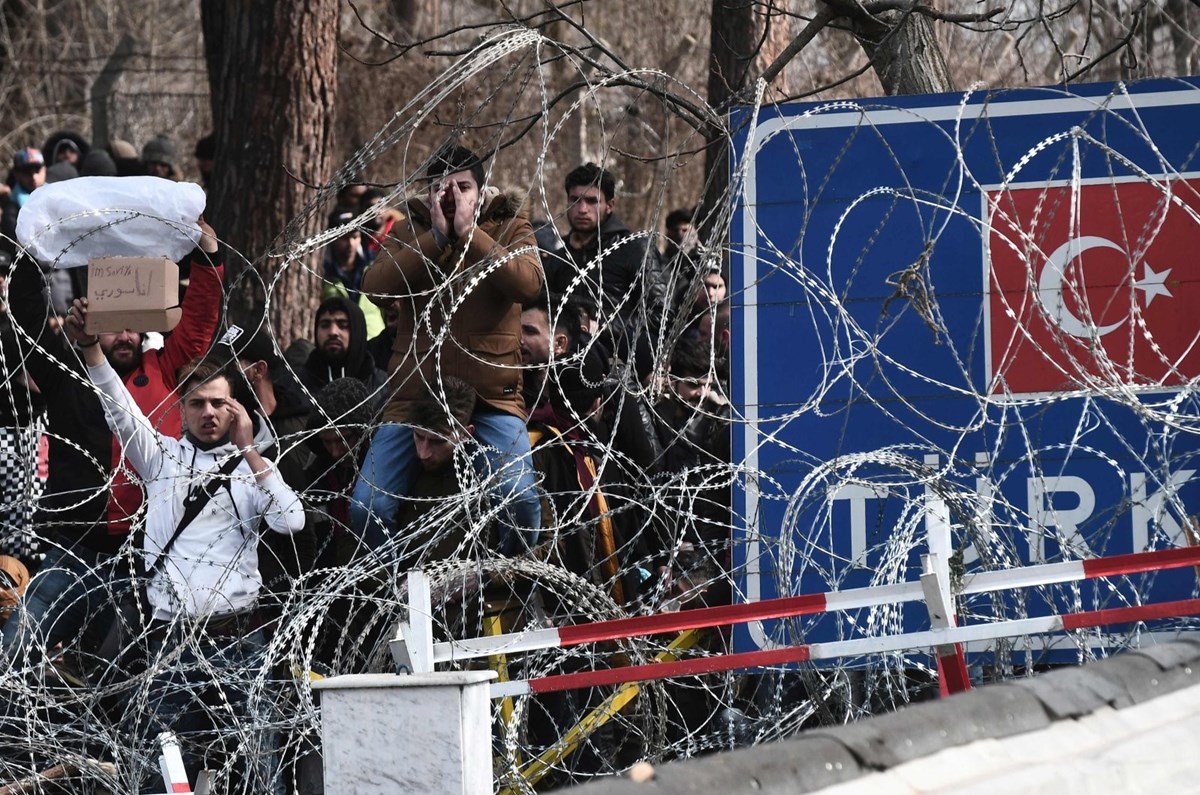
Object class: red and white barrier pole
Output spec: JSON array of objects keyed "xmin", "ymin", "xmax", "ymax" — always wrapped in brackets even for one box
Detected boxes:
[
  {"xmin": 431, "ymin": 545, "xmax": 1200, "ymax": 665},
  {"xmin": 922, "ymin": 552, "xmax": 971, "ymax": 695},
  {"xmin": 923, "ymin": 488, "xmax": 971, "ymax": 694},
  {"xmin": 490, "ymin": 597, "xmax": 1200, "ymax": 699},
  {"xmin": 157, "ymin": 731, "xmax": 192, "ymax": 794}
]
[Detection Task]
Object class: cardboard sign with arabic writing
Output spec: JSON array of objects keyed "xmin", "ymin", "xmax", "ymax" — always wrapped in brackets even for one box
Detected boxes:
[{"xmin": 85, "ymin": 256, "xmax": 181, "ymax": 334}]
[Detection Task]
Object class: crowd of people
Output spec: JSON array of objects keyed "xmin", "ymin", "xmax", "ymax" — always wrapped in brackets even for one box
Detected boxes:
[{"xmin": 0, "ymin": 132, "xmax": 733, "ymax": 790}]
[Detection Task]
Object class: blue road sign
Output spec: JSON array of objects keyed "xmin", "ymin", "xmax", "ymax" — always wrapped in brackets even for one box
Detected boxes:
[{"xmin": 731, "ymin": 78, "xmax": 1200, "ymax": 664}]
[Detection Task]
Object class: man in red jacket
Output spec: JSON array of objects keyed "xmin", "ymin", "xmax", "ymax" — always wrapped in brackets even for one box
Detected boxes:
[
  {"xmin": 1, "ymin": 219, "xmax": 224, "ymax": 672},
  {"xmin": 102, "ymin": 220, "xmax": 226, "ymax": 539}
]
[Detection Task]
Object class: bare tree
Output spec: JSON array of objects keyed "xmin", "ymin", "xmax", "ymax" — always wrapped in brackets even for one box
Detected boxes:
[
  {"xmin": 702, "ymin": 0, "xmax": 760, "ymax": 231},
  {"xmin": 821, "ymin": 1, "xmax": 955, "ymax": 94},
  {"xmin": 200, "ymin": 0, "xmax": 339, "ymax": 345}
]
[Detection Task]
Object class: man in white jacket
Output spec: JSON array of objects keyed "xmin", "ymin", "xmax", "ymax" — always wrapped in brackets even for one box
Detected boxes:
[{"xmin": 69, "ymin": 297, "xmax": 305, "ymax": 789}]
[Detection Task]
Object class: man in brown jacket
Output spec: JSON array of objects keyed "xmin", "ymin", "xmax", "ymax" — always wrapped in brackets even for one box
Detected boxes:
[{"xmin": 351, "ymin": 144, "xmax": 543, "ymax": 555}]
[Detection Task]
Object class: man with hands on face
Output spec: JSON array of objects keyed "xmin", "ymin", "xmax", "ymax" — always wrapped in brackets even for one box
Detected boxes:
[
  {"xmin": 428, "ymin": 160, "xmax": 481, "ymax": 249},
  {"xmin": 70, "ymin": 296, "xmax": 305, "ymax": 783},
  {"xmin": 355, "ymin": 143, "xmax": 543, "ymax": 556},
  {"xmin": 69, "ymin": 298, "xmax": 305, "ymax": 621}
]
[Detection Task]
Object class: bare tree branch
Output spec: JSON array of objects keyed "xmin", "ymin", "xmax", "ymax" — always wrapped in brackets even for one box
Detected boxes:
[
  {"xmin": 1063, "ymin": 0, "xmax": 1147, "ymax": 83},
  {"xmin": 855, "ymin": 0, "xmax": 1005, "ymax": 24},
  {"xmin": 734, "ymin": 4, "xmax": 839, "ymax": 104}
]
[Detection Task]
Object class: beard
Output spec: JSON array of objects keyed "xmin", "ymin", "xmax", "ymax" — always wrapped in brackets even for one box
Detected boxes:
[
  {"xmin": 321, "ymin": 341, "xmax": 349, "ymax": 366},
  {"xmin": 105, "ymin": 342, "xmax": 143, "ymax": 376}
]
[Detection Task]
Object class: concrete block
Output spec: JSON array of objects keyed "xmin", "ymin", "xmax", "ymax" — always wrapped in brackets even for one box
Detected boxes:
[
  {"xmin": 795, "ymin": 770, "xmax": 917, "ymax": 795},
  {"xmin": 1089, "ymin": 651, "xmax": 1176, "ymax": 707},
  {"xmin": 886, "ymin": 739, "xmax": 1016, "ymax": 791},
  {"xmin": 1128, "ymin": 636, "xmax": 1200, "ymax": 670},
  {"xmin": 1014, "ymin": 665, "xmax": 1126, "ymax": 718},
  {"xmin": 314, "ymin": 671, "xmax": 496, "ymax": 795}
]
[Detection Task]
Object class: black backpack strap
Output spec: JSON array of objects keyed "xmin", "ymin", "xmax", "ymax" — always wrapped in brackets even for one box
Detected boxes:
[{"xmin": 145, "ymin": 452, "xmax": 244, "ymax": 579}]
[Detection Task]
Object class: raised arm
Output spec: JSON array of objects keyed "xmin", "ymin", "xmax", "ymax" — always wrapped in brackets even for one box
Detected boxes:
[
  {"xmin": 362, "ymin": 206, "xmax": 444, "ymax": 303},
  {"xmin": 160, "ymin": 219, "xmax": 224, "ymax": 382},
  {"xmin": 226, "ymin": 395, "xmax": 305, "ymax": 535},
  {"xmin": 68, "ymin": 298, "xmax": 166, "ymax": 479}
]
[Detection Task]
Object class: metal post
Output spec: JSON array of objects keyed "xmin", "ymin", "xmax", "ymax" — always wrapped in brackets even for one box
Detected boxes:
[
  {"xmin": 89, "ymin": 34, "xmax": 136, "ymax": 147},
  {"xmin": 923, "ymin": 470, "xmax": 971, "ymax": 694},
  {"xmin": 157, "ymin": 731, "xmax": 192, "ymax": 794}
]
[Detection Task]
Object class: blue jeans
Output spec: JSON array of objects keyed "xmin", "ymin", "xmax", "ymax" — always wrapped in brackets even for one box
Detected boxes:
[
  {"xmin": 350, "ymin": 409, "xmax": 541, "ymax": 555},
  {"xmin": 136, "ymin": 624, "xmax": 279, "ymax": 792},
  {"xmin": 0, "ymin": 545, "xmax": 129, "ymax": 670}
]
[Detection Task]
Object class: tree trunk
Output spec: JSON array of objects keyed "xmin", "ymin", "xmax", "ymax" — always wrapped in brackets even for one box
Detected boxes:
[
  {"xmin": 200, "ymin": 0, "xmax": 339, "ymax": 347},
  {"xmin": 845, "ymin": 6, "xmax": 954, "ymax": 95},
  {"xmin": 702, "ymin": 0, "xmax": 758, "ymax": 239}
]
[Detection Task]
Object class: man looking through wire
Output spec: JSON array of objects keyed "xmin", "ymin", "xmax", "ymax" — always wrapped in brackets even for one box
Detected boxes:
[
  {"xmin": 69, "ymin": 298, "xmax": 304, "ymax": 790},
  {"xmin": 352, "ymin": 143, "xmax": 543, "ymax": 558}
]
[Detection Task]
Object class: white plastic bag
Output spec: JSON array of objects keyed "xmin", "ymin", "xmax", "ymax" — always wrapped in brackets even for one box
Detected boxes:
[{"xmin": 15, "ymin": 176, "xmax": 205, "ymax": 269}]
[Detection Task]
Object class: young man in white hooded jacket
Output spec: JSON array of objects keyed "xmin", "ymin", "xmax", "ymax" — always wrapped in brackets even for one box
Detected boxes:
[{"xmin": 69, "ymin": 297, "xmax": 305, "ymax": 788}]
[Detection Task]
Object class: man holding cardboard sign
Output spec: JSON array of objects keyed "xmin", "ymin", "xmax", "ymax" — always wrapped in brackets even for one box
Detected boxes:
[
  {"xmin": 1, "ymin": 218, "xmax": 223, "ymax": 679},
  {"xmin": 69, "ymin": 299, "xmax": 304, "ymax": 787}
]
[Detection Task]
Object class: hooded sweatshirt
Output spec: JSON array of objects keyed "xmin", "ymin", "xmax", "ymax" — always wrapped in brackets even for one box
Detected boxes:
[
  {"xmin": 299, "ymin": 296, "xmax": 389, "ymax": 400},
  {"xmin": 88, "ymin": 358, "xmax": 305, "ymax": 619}
]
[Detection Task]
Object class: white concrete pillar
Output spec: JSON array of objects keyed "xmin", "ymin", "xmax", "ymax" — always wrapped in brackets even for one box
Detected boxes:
[{"xmin": 313, "ymin": 670, "xmax": 497, "ymax": 795}]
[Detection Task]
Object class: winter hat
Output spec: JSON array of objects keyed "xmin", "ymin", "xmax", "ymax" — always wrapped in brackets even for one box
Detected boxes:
[
  {"xmin": 80, "ymin": 149, "xmax": 118, "ymax": 177},
  {"xmin": 51, "ymin": 139, "xmax": 80, "ymax": 163},
  {"xmin": 12, "ymin": 148, "xmax": 43, "ymax": 170},
  {"xmin": 194, "ymin": 133, "xmax": 216, "ymax": 160},
  {"xmin": 215, "ymin": 323, "xmax": 283, "ymax": 370},
  {"xmin": 141, "ymin": 135, "xmax": 177, "ymax": 168},
  {"xmin": 45, "ymin": 161, "xmax": 78, "ymax": 184},
  {"xmin": 313, "ymin": 377, "xmax": 373, "ymax": 429},
  {"xmin": 328, "ymin": 206, "xmax": 358, "ymax": 229},
  {"xmin": 42, "ymin": 131, "xmax": 89, "ymax": 164},
  {"xmin": 0, "ymin": 555, "xmax": 30, "ymax": 615},
  {"xmin": 108, "ymin": 139, "xmax": 138, "ymax": 161}
]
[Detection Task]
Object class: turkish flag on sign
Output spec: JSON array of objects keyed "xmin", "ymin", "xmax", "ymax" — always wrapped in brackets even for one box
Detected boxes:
[{"xmin": 987, "ymin": 178, "xmax": 1200, "ymax": 395}]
